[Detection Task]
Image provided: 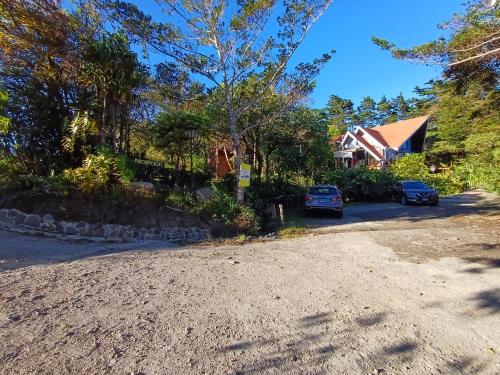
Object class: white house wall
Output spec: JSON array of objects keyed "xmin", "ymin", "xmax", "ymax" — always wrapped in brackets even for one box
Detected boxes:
[{"xmin": 354, "ymin": 127, "xmax": 386, "ymax": 157}]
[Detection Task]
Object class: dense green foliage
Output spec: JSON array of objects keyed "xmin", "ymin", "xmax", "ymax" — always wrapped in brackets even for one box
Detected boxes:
[
  {"xmin": 63, "ymin": 147, "xmax": 135, "ymax": 193},
  {"xmin": 0, "ymin": 0, "xmax": 498, "ymax": 235},
  {"xmin": 0, "ymin": 89, "xmax": 9, "ymax": 134},
  {"xmin": 320, "ymin": 167, "xmax": 395, "ymax": 201},
  {"xmin": 373, "ymin": 0, "xmax": 499, "ymax": 192},
  {"xmin": 326, "ymin": 92, "xmax": 424, "ymax": 136}
]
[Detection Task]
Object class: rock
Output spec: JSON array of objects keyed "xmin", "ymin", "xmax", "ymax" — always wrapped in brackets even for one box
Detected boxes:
[
  {"xmin": 196, "ymin": 187, "xmax": 213, "ymax": 201},
  {"xmin": 1, "ymin": 206, "xmax": 208, "ymax": 244},
  {"xmin": 14, "ymin": 213, "xmax": 27, "ymax": 225},
  {"xmin": 8, "ymin": 313, "xmax": 21, "ymax": 321},
  {"xmin": 42, "ymin": 214, "xmax": 55, "ymax": 224},
  {"xmin": 54, "ymin": 221, "xmax": 64, "ymax": 233},
  {"xmin": 77, "ymin": 222, "xmax": 91, "ymax": 236},
  {"xmin": 64, "ymin": 225, "xmax": 78, "ymax": 235},
  {"xmin": 7, "ymin": 209, "xmax": 22, "ymax": 218},
  {"xmin": 129, "ymin": 182, "xmax": 154, "ymax": 192},
  {"xmin": 23, "ymin": 214, "xmax": 41, "ymax": 228},
  {"xmin": 92, "ymin": 224, "xmax": 105, "ymax": 237},
  {"xmin": 0, "ymin": 209, "xmax": 13, "ymax": 224}
]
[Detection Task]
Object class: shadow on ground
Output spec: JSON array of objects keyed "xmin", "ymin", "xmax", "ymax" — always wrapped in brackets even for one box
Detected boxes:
[
  {"xmin": 0, "ymin": 231, "xmax": 174, "ymax": 272},
  {"xmin": 222, "ymin": 305, "xmax": 494, "ymax": 374},
  {"xmin": 218, "ymin": 309, "xmax": 449, "ymax": 374},
  {"xmin": 470, "ymin": 288, "xmax": 500, "ymax": 314}
]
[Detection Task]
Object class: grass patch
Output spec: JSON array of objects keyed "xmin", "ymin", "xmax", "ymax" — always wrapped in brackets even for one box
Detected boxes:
[{"xmin": 277, "ymin": 225, "xmax": 310, "ymax": 239}]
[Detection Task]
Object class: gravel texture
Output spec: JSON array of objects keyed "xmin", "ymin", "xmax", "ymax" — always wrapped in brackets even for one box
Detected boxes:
[{"xmin": 0, "ymin": 192, "xmax": 498, "ymax": 375}]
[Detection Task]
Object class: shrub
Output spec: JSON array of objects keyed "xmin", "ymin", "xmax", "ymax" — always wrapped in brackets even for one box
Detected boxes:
[
  {"xmin": 454, "ymin": 161, "xmax": 500, "ymax": 193},
  {"xmin": 202, "ymin": 184, "xmax": 260, "ymax": 234},
  {"xmin": 64, "ymin": 147, "xmax": 135, "ymax": 193},
  {"xmin": 320, "ymin": 167, "xmax": 395, "ymax": 201},
  {"xmin": 0, "ymin": 151, "xmax": 23, "ymax": 189},
  {"xmin": 165, "ymin": 189, "xmax": 197, "ymax": 209},
  {"xmin": 390, "ymin": 154, "xmax": 465, "ymax": 195},
  {"xmin": 389, "ymin": 154, "xmax": 428, "ymax": 179}
]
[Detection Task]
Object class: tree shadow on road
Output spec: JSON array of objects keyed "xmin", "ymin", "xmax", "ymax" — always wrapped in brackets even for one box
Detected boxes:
[
  {"xmin": 220, "ymin": 310, "xmax": 431, "ymax": 374},
  {"xmin": 0, "ymin": 231, "xmax": 176, "ymax": 272},
  {"xmin": 222, "ymin": 312, "xmax": 337, "ymax": 374},
  {"xmin": 470, "ymin": 288, "xmax": 500, "ymax": 314}
]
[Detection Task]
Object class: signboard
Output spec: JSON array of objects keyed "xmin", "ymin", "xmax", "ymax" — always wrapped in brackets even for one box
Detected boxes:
[
  {"xmin": 334, "ymin": 151, "xmax": 353, "ymax": 158},
  {"xmin": 239, "ymin": 163, "xmax": 251, "ymax": 187},
  {"xmin": 134, "ymin": 159, "xmax": 165, "ymax": 168}
]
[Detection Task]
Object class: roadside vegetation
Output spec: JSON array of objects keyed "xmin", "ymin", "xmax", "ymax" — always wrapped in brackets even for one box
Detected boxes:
[{"xmin": 0, "ymin": 0, "xmax": 498, "ymax": 235}]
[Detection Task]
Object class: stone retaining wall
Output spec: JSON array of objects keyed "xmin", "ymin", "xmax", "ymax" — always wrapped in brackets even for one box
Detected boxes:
[{"xmin": 0, "ymin": 208, "xmax": 210, "ymax": 243}]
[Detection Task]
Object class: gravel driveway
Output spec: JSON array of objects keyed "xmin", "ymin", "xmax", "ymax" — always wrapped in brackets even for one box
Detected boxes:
[{"xmin": 0, "ymin": 191, "xmax": 498, "ymax": 374}]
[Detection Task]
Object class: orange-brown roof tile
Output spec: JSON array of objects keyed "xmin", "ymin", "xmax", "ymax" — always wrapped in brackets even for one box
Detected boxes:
[{"xmin": 368, "ymin": 115, "xmax": 429, "ymax": 149}]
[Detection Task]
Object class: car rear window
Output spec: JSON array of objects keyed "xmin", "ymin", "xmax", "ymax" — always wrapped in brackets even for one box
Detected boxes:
[
  {"xmin": 403, "ymin": 181, "xmax": 429, "ymax": 189},
  {"xmin": 308, "ymin": 187, "xmax": 338, "ymax": 195}
]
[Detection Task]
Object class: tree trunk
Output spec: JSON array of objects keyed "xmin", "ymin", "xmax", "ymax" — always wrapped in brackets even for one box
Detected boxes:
[
  {"xmin": 100, "ymin": 90, "xmax": 107, "ymax": 145},
  {"xmin": 265, "ymin": 151, "xmax": 270, "ymax": 182},
  {"xmin": 255, "ymin": 131, "xmax": 263, "ymax": 178},
  {"xmin": 227, "ymin": 99, "xmax": 244, "ymax": 203},
  {"xmin": 111, "ymin": 101, "xmax": 117, "ymax": 151}
]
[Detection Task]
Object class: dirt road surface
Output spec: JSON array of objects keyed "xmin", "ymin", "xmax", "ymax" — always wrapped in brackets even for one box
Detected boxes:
[{"xmin": 0, "ymin": 191, "xmax": 499, "ymax": 374}]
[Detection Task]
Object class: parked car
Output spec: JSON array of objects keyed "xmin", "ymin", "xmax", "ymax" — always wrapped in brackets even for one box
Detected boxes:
[
  {"xmin": 304, "ymin": 185, "xmax": 343, "ymax": 217},
  {"xmin": 393, "ymin": 180, "xmax": 439, "ymax": 206}
]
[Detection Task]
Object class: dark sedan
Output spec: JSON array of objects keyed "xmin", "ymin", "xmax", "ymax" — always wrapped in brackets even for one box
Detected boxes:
[{"xmin": 393, "ymin": 180, "xmax": 439, "ymax": 206}]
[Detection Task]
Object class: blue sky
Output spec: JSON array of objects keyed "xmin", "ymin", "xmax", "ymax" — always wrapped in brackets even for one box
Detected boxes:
[
  {"xmin": 66, "ymin": 0, "xmax": 466, "ymax": 108},
  {"xmin": 295, "ymin": 0, "xmax": 465, "ymax": 108}
]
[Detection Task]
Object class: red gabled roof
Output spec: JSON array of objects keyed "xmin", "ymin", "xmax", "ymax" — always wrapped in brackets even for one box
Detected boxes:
[
  {"xmin": 362, "ymin": 127, "xmax": 389, "ymax": 148},
  {"xmin": 366, "ymin": 115, "xmax": 429, "ymax": 149},
  {"xmin": 350, "ymin": 132, "xmax": 383, "ymax": 160}
]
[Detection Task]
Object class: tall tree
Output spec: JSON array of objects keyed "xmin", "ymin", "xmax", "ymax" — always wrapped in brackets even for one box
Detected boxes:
[
  {"xmin": 96, "ymin": 0, "xmax": 334, "ymax": 201},
  {"xmin": 78, "ymin": 32, "xmax": 148, "ymax": 152},
  {"xmin": 372, "ymin": 0, "xmax": 499, "ymax": 86},
  {"xmin": 326, "ymin": 95, "xmax": 356, "ymax": 136},
  {"xmin": 373, "ymin": 0, "xmax": 499, "ymax": 190},
  {"xmin": 0, "ymin": 0, "xmax": 78, "ymax": 172},
  {"xmin": 357, "ymin": 96, "xmax": 377, "ymax": 127},
  {"xmin": 150, "ymin": 62, "xmax": 206, "ymax": 111},
  {"xmin": 376, "ymin": 95, "xmax": 397, "ymax": 124},
  {"xmin": 154, "ymin": 110, "xmax": 207, "ymax": 172},
  {"xmin": 391, "ymin": 93, "xmax": 411, "ymax": 121}
]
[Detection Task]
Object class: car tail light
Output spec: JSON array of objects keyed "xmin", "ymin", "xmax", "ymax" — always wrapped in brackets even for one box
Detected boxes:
[
  {"xmin": 305, "ymin": 194, "xmax": 312, "ymax": 201},
  {"xmin": 332, "ymin": 195, "xmax": 342, "ymax": 202}
]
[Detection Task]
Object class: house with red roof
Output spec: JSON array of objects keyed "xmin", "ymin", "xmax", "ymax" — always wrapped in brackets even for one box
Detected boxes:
[{"xmin": 334, "ymin": 115, "xmax": 430, "ymax": 168}]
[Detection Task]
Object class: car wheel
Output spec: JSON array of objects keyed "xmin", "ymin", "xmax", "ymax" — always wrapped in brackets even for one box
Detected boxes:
[
  {"xmin": 304, "ymin": 210, "xmax": 310, "ymax": 217},
  {"xmin": 401, "ymin": 195, "xmax": 408, "ymax": 206},
  {"xmin": 430, "ymin": 200, "xmax": 439, "ymax": 206}
]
